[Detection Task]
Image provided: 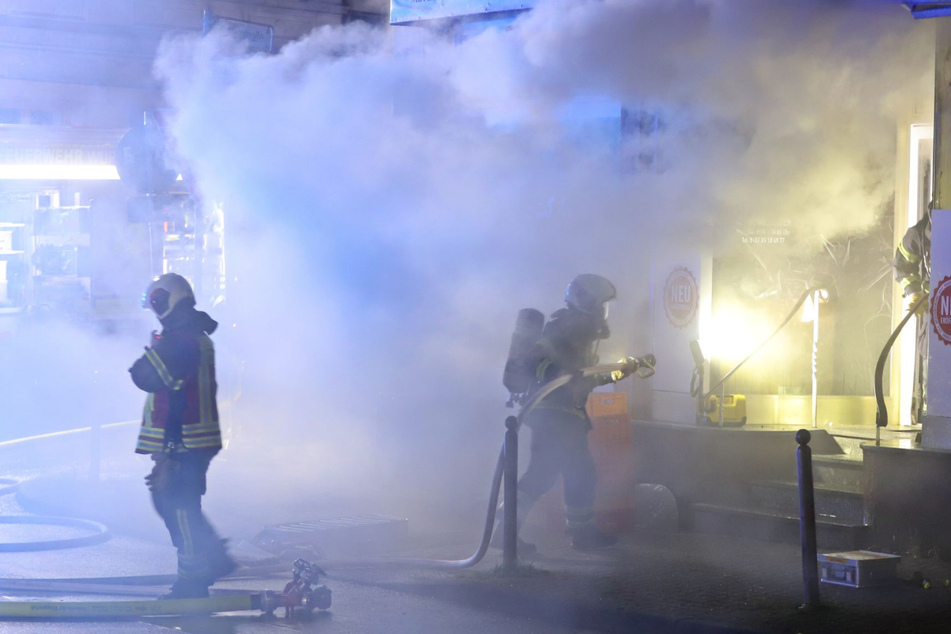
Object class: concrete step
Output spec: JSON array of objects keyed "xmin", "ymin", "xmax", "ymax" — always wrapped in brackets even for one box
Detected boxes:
[
  {"xmin": 827, "ymin": 434, "xmax": 867, "ymax": 458},
  {"xmin": 749, "ymin": 480, "xmax": 865, "ymax": 525},
  {"xmin": 812, "ymin": 454, "xmax": 864, "ymax": 489},
  {"xmin": 689, "ymin": 502, "xmax": 867, "ymax": 550}
]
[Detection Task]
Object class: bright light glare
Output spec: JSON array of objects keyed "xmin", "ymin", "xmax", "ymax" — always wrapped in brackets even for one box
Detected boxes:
[
  {"xmin": 0, "ymin": 164, "xmax": 120, "ymax": 180},
  {"xmin": 701, "ymin": 304, "xmax": 775, "ymax": 364},
  {"xmin": 800, "ymin": 289, "xmax": 830, "ymax": 323}
]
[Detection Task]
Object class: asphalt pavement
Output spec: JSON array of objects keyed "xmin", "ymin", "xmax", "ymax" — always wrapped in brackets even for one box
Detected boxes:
[
  {"xmin": 2, "ymin": 434, "xmax": 951, "ymax": 634},
  {"xmin": 2, "ymin": 493, "xmax": 951, "ymax": 634}
]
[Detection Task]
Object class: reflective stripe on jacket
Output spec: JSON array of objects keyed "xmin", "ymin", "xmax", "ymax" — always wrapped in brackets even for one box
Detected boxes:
[
  {"xmin": 132, "ymin": 331, "xmax": 222, "ymax": 454},
  {"xmin": 894, "ymin": 214, "xmax": 931, "ymax": 297}
]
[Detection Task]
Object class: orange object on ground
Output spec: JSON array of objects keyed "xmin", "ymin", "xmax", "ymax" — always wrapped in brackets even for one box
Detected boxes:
[
  {"xmin": 588, "ymin": 392, "xmax": 635, "ymax": 533},
  {"xmin": 525, "ymin": 393, "xmax": 636, "ymax": 535}
]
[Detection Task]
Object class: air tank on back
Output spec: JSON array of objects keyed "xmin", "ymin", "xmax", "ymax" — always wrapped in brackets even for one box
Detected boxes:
[{"xmin": 502, "ymin": 308, "xmax": 545, "ymax": 405}]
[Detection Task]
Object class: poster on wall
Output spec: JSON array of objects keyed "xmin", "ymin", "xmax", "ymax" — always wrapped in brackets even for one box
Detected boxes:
[
  {"xmin": 663, "ymin": 267, "xmax": 699, "ymax": 330},
  {"xmin": 391, "ymin": 0, "xmax": 536, "ymax": 24}
]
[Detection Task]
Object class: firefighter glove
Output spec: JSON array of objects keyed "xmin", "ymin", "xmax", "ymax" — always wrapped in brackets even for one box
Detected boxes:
[
  {"xmin": 906, "ymin": 291, "xmax": 928, "ymax": 317},
  {"xmin": 145, "ymin": 452, "xmax": 179, "ymax": 493},
  {"xmin": 610, "ymin": 357, "xmax": 639, "ymax": 382}
]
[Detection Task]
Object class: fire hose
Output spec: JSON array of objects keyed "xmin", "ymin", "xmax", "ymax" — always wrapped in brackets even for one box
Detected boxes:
[
  {"xmin": 0, "ymin": 594, "xmax": 261, "ymax": 618},
  {"xmin": 393, "ymin": 355, "xmax": 656, "ymax": 569},
  {"xmin": 0, "ymin": 476, "xmax": 107, "ymax": 553},
  {"xmin": 0, "ymin": 516, "xmax": 109, "ymax": 552},
  {"xmin": 874, "ymin": 293, "xmax": 929, "ymax": 435},
  {"xmin": 0, "ymin": 481, "xmax": 106, "ymax": 553},
  {"xmin": 0, "ymin": 558, "xmax": 330, "ymax": 618}
]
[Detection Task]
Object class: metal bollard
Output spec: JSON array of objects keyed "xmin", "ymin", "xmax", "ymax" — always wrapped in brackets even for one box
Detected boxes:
[
  {"xmin": 796, "ymin": 429, "xmax": 820, "ymax": 609},
  {"xmin": 502, "ymin": 415, "xmax": 519, "ymax": 569}
]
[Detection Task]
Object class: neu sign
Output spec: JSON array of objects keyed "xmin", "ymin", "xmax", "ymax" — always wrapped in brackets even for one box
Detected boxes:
[
  {"xmin": 931, "ymin": 274, "xmax": 951, "ymax": 346},
  {"xmin": 663, "ymin": 267, "xmax": 698, "ymax": 329}
]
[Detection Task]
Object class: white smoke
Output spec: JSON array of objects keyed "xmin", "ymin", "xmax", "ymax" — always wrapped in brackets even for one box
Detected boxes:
[{"xmin": 148, "ymin": 0, "xmax": 932, "ymax": 516}]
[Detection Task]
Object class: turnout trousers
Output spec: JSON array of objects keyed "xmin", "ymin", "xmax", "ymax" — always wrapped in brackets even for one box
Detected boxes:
[
  {"xmin": 516, "ymin": 407, "xmax": 598, "ymax": 531},
  {"xmin": 148, "ymin": 451, "xmax": 225, "ymax": 586}
]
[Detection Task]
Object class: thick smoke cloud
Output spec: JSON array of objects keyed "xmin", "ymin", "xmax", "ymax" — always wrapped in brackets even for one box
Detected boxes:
[{"xmin": 148, "ymin": 0, "xmax": 931, "ymax": 517}]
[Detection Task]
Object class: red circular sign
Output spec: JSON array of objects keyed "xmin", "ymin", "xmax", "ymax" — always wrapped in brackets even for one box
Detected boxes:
[
  {"xmin": 664, "ymin": 267, "xmax": 698, "ymax": 329},
  {"xmin": 932, "ymin": 275, "xmax": 951, "ymax": 346}
]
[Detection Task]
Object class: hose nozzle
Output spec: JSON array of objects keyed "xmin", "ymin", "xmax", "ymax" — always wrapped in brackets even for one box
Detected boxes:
[
  {"xmin": 634, "ymin": 354, "xmax": 656, "ymax": 379},
  {"xmin": 613, "ymin": 354, "xmax": 656, "ymax": 380}
]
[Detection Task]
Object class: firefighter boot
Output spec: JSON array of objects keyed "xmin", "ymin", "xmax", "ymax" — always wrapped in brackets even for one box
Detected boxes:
[
  {"xmin": 571, "ymin": 524, "xmax": 618, "ymax": 551},
  {"xmin": 159, "ymin": 578, "xmax": 210, "ymax": 600},
  {"xmin": 207, "ymin": 539, "xmax": 237, "ymax": 583}
]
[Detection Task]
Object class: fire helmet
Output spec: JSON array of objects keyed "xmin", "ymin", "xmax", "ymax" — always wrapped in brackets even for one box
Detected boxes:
[
  {"xmin": 143, "ymin": 273, "xmax": 195, "ymax": 319},
  {"xmin": 565, "ymin": 274, "xmax": 616, "ymax": 315}
]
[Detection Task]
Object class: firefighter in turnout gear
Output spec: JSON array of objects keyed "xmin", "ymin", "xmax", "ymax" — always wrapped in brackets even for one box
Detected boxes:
[
  {"xmin": 129, "ymin": 273, "xmax": 235, "ymax": 599},
  {"xmin": 893, "ymin": 206, "xmax": 931, "ymax": 427},
  {"xmin": 505, "ymin": 274, "xmax": 639, "ymax": 551}
]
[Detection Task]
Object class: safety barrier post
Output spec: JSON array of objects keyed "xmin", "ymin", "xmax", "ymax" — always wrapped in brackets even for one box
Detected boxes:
[
  {"xmin": 502, "ymin": 415, "xmax": 519, "ymax": 569},
  {"xmin": 796, "ymin": 429, "xmax": 820, "ymax": 610}
]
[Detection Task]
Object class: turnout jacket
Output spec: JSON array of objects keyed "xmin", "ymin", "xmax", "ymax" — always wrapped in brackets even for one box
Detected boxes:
[
  {"xmin": 526, "ymin": 307, "xmax": 616, "ymax": 429},
  {"xmin": 894, "ymin": 213, "xmax": 931, "ymax": 298},
  {"xmin": 129, "ymin": 306, "xmax": 222, "ymax": 454}
]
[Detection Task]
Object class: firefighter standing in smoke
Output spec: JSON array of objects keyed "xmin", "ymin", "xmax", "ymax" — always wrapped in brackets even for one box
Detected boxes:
[
  {"xmin": 502, "ymin": 274, "xmax": 640, "ymax": 551},
  {"xmin": 129, "ymin": 273, "xmax": 235, "ymax": 599},
  {"xmin": 893, "ymin": 204, "xmax": 931, "ymax": 427}
]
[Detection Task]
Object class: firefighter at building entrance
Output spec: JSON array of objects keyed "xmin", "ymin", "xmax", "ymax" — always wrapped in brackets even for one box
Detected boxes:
[
  {"xmin": 893, "ymin": 204, "xmax": 931, "ymax": 427},
  {"xmin": 499, "ymin": 274, "xmax": 641, "ymax": 552},
  {"xmin": 129, "ymin": 273, "xmax": 235, "ymax": 599}
]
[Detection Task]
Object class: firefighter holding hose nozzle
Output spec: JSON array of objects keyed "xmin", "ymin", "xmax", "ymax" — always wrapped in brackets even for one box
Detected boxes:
[
  {"xmin": 893, "ymin": 204, "xmax": 931, "ymax": 428},
  {"xmin": 129, "ymin": 273, "xmax": 235, "ymax": 599},
  {"xmin": 498, "ymin": 274, "xmax": 647, "ymax": 552}
]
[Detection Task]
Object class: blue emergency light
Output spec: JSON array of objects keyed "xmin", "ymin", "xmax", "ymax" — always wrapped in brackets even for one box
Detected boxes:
[{"xmin": 903, "ymin": 2, "xmax": 951, "ymax": 18}]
